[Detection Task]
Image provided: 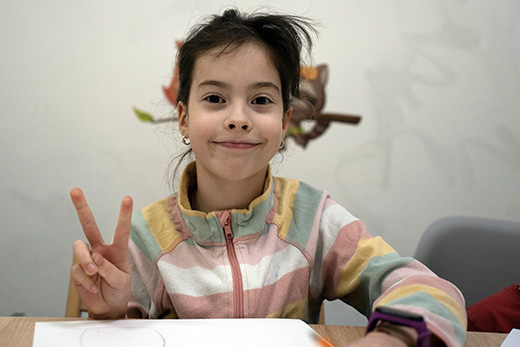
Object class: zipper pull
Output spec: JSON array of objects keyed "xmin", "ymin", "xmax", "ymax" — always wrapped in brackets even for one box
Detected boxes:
[{"xmin": 223, "ymin": 216, "xmax": 233, "ymax": 240}]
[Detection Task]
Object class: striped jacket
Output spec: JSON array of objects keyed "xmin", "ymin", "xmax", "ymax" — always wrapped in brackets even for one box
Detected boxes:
[{"xmin": 128, "ymin": 162, "xmax": 466, "ymax": 346}]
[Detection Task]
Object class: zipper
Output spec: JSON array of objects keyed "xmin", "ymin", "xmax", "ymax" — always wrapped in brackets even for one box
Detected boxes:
[{"xmin": 222, "ymin": 214, "xmax": 245, "ymax": 318}]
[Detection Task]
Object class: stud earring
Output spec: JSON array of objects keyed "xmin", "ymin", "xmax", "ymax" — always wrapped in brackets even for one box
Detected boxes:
[{"xmin": 182, "ymin": 135, "xmax": 190, "ymax": 146}]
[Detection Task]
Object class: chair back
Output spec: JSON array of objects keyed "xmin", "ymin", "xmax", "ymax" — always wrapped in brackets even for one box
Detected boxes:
[{"xmin": 414, "ymin": 216, "xmax": 520, "ymax": 307}]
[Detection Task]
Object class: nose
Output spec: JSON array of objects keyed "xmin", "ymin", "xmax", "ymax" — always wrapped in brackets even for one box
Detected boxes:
[{"xmin": 224, "ymin": 104, "xmax": 252, "ymax": 131}]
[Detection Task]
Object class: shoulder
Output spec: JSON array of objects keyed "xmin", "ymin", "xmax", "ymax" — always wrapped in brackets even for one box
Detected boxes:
[
  {"xmin": 271, "ymin": 177, "xmax": 325, "ymax": 226},
  {"xmin": 272, "ymin": 176, "xmax": 325, "ymax": 210},
  {"xmin": 272, "ymin": 176, "xmax": 358, "ymax": 225},
  {"xmin": 132, "ymin": 197, "xmax": 172, "ymax": 230},
  {"xmin": 130, "ymin": 196, "xmax": 184, "ymax": 263},
  {"xmin": 272, "ymin": 176, "xmax": 360, "ymax": 246}
]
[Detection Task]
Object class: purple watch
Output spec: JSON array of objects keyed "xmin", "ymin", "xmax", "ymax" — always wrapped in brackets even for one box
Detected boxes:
[{"xmin": 366, "ymin": 306, "xmax": 431, "ymax": 347}]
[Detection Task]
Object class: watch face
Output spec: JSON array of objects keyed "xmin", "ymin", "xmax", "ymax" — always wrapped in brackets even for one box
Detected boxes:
[{"xmin": 375, "ymin": 306, "xmax": 424, "ymax": 321}]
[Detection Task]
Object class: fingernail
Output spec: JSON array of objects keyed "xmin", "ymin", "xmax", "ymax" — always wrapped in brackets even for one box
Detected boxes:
[
  {"xmin": 90, "ymin": 284, "xmax": 98, "ymax": 293},
  {"xmin": 87, "ymin": 263, "xmax": 96, "ymax": 273},
  {"xmin": 93, "ymin": 254, "xmax": 103, "ymax": 266}
]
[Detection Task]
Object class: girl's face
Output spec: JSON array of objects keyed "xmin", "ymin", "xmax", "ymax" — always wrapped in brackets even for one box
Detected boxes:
[{"xmin": 178, "ymin": 42, "xmax": 291, "ymax": 185}]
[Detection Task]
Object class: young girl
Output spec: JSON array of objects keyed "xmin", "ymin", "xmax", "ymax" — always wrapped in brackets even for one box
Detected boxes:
[{"xmin": 70, "ymin": 8, "xmax": 466, "ymax": 347}]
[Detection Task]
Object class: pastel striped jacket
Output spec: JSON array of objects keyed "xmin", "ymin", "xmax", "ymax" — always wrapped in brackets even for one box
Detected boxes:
[{"xmin": 127, "ymin": 162, "xmax": 466, "ymax": 346}]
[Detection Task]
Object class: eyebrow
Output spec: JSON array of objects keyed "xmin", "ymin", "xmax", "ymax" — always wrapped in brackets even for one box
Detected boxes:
[
  {"xmin": 197, "ymin": 80, "xmax": 228, "ymax": 90},
  {"xmin": 253, "ymin": 82, "xmax": 280, "ymax": 95},
  {"xmin": 197, "ymin": 80, "xmax": 280, "ymax": 95}
]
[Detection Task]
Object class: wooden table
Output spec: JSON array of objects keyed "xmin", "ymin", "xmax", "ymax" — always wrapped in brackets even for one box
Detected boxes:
[{"xmin": 0, "ymin": 317, "xmax": 507, "ymax": 347}]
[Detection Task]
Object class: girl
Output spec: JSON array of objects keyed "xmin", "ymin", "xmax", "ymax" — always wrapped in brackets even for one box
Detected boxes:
[{"xmin": 70, "ymin": 8, "xmax": 466, "ymax": 347}]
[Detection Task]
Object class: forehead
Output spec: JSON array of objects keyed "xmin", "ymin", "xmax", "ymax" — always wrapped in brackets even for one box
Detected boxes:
[{"xmin": 191, "ymin": 42, "xmax": 280, "ymax": 86}]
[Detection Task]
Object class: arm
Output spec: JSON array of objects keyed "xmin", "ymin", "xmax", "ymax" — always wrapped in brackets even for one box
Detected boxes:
[
  {"xmin": 125, "ymin": 236, "xmax": 173, "ymax": 319},
  {"xmin": 125, "ymin": 201, "xmax": 179, "ymax": 319},
  {"xmin": 311, "ymin": 199, "xmax": 466, "ymax": 346}
]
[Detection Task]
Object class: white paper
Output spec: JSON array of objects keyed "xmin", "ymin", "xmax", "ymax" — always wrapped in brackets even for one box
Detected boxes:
[
  {"xmin": 33, "ymin": 319, "xmax": 326, "ymax": 347},
  {"xmin": 500, "ymin": 329, "xmax": 520, "ymax": 347}
]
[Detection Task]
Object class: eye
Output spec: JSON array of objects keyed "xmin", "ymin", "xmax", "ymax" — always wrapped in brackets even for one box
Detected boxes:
[
  {"xmin": 204, "ymin": 95, "xmax": 225, "ymax": 103},
  {"xmin": 251, "ymin": 96, "xmax": 273, "ymax": 105}
]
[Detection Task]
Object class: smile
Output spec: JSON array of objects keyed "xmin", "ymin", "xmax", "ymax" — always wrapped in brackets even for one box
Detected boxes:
[{"xmin": 213, "ymin": 141, "xmax": 260, "ymax": 149}]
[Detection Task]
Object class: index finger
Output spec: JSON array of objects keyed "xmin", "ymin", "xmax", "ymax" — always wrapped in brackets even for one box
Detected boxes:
[
  {"xmin": 70, "ymin": 188, "xmax": 104, "ymax": 246},
  {"xmin": 112, "ymin": 196, "xmax": 133, "ymax": 251}
]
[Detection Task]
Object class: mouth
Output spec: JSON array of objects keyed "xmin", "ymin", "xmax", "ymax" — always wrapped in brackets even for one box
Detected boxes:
[{"xmin": 213, "ymin": 141, "xmax": 260, "ymax": 149}]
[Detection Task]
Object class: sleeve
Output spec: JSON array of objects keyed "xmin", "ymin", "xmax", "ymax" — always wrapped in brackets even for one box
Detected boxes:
[
  {"xmin": 310, "ymin": 197, "xmax": 467, "ymax": 347},
  {"xmin": 126, "ymin": 212, "xmax": 177, "ymax": 319},
  {"xmin": 126, "ymin": 241, "xmax": 158, "ymax": 318}
]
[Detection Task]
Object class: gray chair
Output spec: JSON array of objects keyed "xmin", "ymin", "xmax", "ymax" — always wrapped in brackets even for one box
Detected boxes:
[{"xmin": 413, "ymin": 216, "xmax": 520, "ymax": 307}]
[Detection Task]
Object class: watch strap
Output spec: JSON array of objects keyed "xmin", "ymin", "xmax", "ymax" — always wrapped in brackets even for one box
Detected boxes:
[{"xmin": 366, "ymin": 307, "xmax": 431, "ymax": 347}]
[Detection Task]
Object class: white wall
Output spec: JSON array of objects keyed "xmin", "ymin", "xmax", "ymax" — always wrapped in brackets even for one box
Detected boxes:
[{"xmin": 1, "ymin": 0, "xmax": 519, "ymax": 325}]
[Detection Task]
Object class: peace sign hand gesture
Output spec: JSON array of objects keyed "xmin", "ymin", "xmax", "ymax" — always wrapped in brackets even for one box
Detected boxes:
[{"xmin": 69, "ymin": 188, "xmax": 133, "ymax": 319}]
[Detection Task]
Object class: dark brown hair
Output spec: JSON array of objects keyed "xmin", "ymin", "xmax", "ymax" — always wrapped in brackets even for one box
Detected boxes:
[{"xmin": 176, "ymin": 8, "xmax": 317, "ymax": 112}]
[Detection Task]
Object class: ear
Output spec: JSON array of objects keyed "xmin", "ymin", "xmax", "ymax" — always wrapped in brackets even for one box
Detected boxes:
[
  {"xmin": 177, "ymin": 101, "xmax": 189, "ymax": 137},
  {"xmin": 282, "ymin": 107, "xmax": 292, "ymax": 134}
]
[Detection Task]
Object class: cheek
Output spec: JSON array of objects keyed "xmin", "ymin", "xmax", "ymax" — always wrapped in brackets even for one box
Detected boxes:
[
  {"xmin": 267, "ymin": 118, "xmax": 285, "ymax": 138},
  {"xmin": 186, "ymin": 118, "xmax": 205, "ymax": 144}
]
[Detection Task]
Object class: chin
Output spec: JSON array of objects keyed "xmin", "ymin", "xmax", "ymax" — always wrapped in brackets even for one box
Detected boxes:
[{"xmin": 218, "ymin": 164, "xmax": 269, "ymax": 182}]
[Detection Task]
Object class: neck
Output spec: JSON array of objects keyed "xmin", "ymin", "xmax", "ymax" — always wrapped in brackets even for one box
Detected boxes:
[{"xmin": 192, "ymin": 168, "xmax": 268, "ymax": 213}]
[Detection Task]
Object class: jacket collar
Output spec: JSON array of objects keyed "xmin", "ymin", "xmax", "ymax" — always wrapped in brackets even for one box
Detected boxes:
[{"xmin": 175, "ymin": 161, "xmax": 276, "ymax": 244}]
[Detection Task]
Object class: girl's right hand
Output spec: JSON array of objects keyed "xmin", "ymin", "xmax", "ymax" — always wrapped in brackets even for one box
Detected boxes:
[{"xmin": 69, "ymin": 188, "xmax": 133, "ymax": 319}]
